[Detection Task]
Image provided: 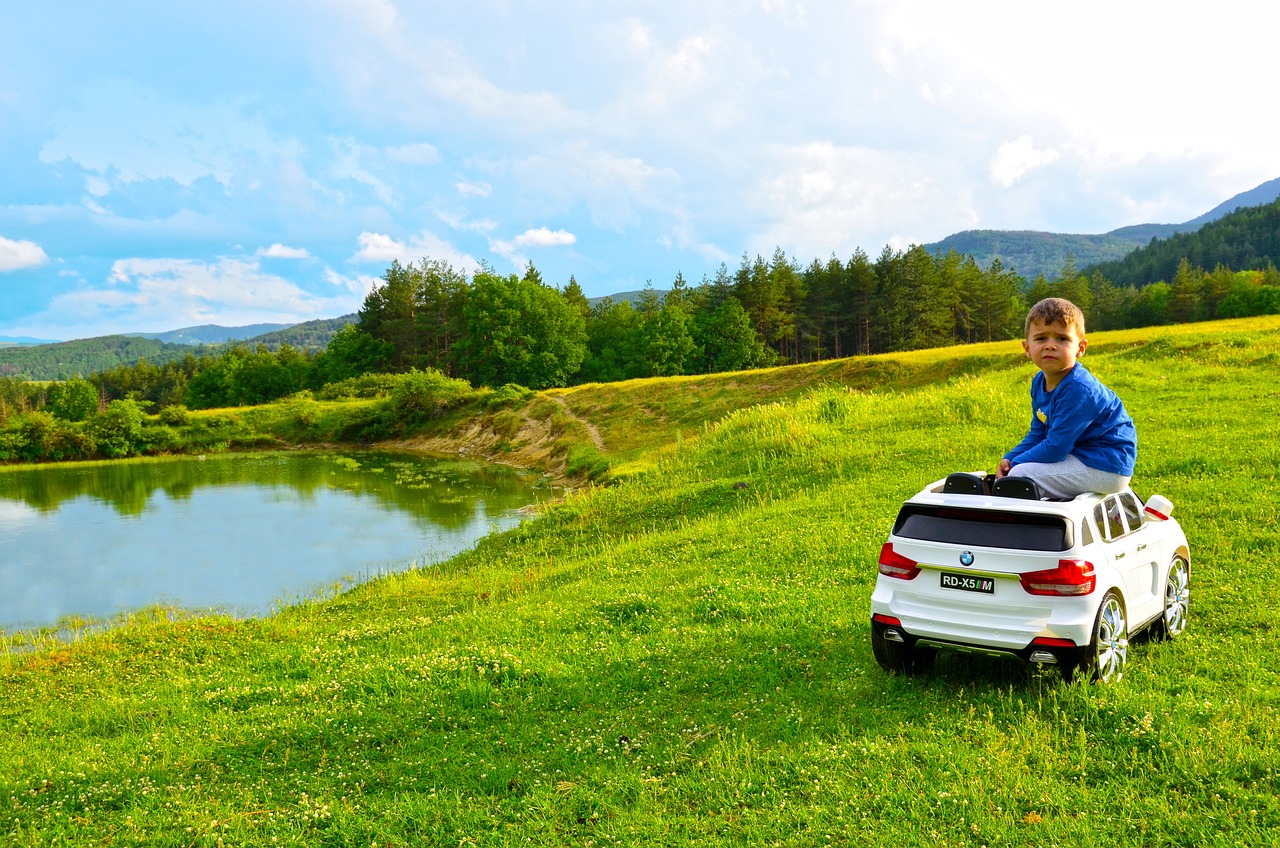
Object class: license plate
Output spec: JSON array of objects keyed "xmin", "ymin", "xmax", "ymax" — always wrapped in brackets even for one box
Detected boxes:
[{"xmin": 940, "ymin": 572, "xmax": 995, "ymax": 594}]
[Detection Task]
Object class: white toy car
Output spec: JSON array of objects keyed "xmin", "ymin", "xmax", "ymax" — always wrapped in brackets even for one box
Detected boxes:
[{"xmin": 870, "ymin": 472, "xmax": 1190, "ymax": 682}]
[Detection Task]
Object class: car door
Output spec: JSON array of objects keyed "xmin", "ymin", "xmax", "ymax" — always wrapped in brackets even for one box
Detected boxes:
[
  {"xmin": 1095, "ymin": 494, "xmax": 1150, "ymax": 618},
  {"xmin": 1117, "ymin": 492, "xmax": 1163, "ymax": 624}
]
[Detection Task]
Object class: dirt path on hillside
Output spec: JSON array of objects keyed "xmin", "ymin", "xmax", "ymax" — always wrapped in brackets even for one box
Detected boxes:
[{"xmin": 548, "ymin": 395, "xmax": 605, "ymax": 452}]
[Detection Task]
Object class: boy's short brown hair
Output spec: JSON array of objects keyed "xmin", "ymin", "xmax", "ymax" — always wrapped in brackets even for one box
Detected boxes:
[{"xmin": 1025, "ymin": 297, "xmax": 1086, "ymax": 337}]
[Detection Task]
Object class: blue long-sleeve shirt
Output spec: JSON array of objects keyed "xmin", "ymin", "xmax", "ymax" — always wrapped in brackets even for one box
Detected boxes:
[{"xmin": 1004, "ymin": 364, "xmax": 1137, "ymax": 476}]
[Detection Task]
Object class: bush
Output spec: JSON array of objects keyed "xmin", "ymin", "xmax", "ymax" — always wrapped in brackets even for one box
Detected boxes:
[
  {"xmin": 315, "ymin": 373, "xmax": 405, "ymax": 401},
  {"xmin": 140, "ymin": 424, "xmax": 182, "ymax": 454},
  {"xmin": 485, "ymin": 383, "xmax": 534, "ymax": 410},
  {"xmin": 157, "ymin": 405, "xmax": 191, "ymax": 426},
  {"xmin": 388, "ymin": 369, "xmax": 475, "ymax": 424},
  {"xmin": 16, "ymin": 411, "xmax": 56, "ymax": 461},
  {"xmin": 92, "ymin": 399, "xmax": 146, "ymax": 458},
  {"xmin": 46, "ymin": 422, "xmax": 97, "ymax": 461},
  {"xmin": 333, "ymin": 404, "xmax": 394, "ymax": 443},
  {"xmin": 47, "ymin": 379, "xmax": 99, "ymax": 422}
]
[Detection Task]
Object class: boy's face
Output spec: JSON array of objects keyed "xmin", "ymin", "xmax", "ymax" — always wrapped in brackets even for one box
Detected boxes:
[{"xmin": 1023, "ymin": 318, "xmax": 1087, "ymax": 387}]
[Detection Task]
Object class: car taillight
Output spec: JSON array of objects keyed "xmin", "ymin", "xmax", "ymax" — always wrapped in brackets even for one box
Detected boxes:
[
  {"xmin": 878, "ymin": 543, "xmax": 920, "ymax": 580},
  {"xmin": 1020, "ymin": 559, "xmax": 1096, "ymax": 596},
  {"xmin": 1031, "ymin": 636, "xmax": 1077, "ymax": 648}
]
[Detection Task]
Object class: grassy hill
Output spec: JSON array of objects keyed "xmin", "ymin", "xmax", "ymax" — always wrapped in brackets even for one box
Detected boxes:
[{"xmin": 3, "ymin": 316, "xmax": 1279, "ymax": 845}]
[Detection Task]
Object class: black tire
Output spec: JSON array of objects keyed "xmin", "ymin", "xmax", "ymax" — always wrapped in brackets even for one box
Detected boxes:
[
  {"xmin": 1078, "ymin": 590, "xmax": 1128, "ymax": 684},
  {"xmin": 871, "ymin": 621, "xmax": 934, "ymax": 674},
  {"xmin": 1150, "ymin": 555, "xmax": 1190, "ymax": 640}
]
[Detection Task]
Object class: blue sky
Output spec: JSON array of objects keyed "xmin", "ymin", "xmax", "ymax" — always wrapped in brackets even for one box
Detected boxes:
[{"xmin": 2, "ymin": 1, "xmax": 1276, "ymax": 342}]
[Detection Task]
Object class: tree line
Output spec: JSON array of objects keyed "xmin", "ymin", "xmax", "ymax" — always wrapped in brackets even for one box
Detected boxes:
[
  {"xmin": 2, "ymin": 243, "xmax": 1278, "ymax": 434},
  {"xmin": 1089, "ymin": 198, "xmax": 1280, "ymax": 287}
]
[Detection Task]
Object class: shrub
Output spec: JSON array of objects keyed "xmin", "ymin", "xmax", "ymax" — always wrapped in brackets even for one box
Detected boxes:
[
  {"xmin": 46, "ymin": 422, "xmax": 97, "ymax": 461},
  {"xmin": 140, "ymin": 424, "xmax": 182, "ymax": 454},
  {"xmin": 92, "ymin": 399, "xmax": 146, "ymax": 458},
  {"xmin": 485, "ymin": 383, "xmax": 534, "ymax": 410},
  {"xmin": 388, "ymin": 369, "xmax": 475, "ymax": 424},
  {"xmin": 47, "ymin": 379, "xmax": 100, "ymax": 422},
  {"xmin": 157, "ymin": 404, "xmax": 191, "ymax": 426},
  {"xmin": 315, "ymin": 373, "xmax": 405, "ymax": 401},
  {"xmin": 15, "ymin": 411, "xmax": 57, "ymax": 461}
]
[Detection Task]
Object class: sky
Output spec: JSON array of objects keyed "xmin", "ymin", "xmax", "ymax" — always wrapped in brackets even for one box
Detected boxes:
[{"xmin": 2, "ymin": 1, "xmax": 1277, "ymax": 342}]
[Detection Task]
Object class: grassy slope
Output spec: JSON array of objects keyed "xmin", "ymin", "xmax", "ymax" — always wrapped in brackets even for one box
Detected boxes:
[{"xmin": 3, "ymin": 317, "xmax": 1280, "ymax": 846}]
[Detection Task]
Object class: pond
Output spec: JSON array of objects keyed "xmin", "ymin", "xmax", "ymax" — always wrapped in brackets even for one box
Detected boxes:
[{"xmin": 0, "ymin": 451, "xmax": 554, "ymax": 633}]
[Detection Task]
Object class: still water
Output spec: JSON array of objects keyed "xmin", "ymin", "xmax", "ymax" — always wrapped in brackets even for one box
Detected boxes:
[{"xmin": 0, "ymin": 451, "xmax": 551, "ymax": 632}]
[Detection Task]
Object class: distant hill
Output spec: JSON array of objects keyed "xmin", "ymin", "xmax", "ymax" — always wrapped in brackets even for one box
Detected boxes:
[
  {"xmin": 0, "ymin": 316, "xmax": 358, "ymax": 381},
  {"xmin": 923, "ymin": 230, "xmax": 1144, "ymax": 279},
  {"xmin": 0, "ymin": 335, "xmax": 61, "ymax": 346},
  {"xmin": 1084, "ymin": 197, "xmax": 1280, "ymax": 286},
  {"xmin": 128, "ymin": 323, "xmax": 293, "ymax": 345},
  {"xmin": 0, "ymin": 335, "xmax": 199, "ymax": 380},
  {"xmin": 925, "ymin": 176, "xmax": 1280, "ymax": 280},
  {"xmin": 587, "ymin": 289, "xmax": 669, "ymax": 308},
  {"xmin": 248, "ymin": 315, "xmax": 357, "ymax": 351}
]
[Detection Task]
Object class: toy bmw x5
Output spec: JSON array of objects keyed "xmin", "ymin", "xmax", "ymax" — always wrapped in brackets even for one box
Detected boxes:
[{"xmin": 870, "ymin": 473, "xmax": 1190, "ymax": 682}]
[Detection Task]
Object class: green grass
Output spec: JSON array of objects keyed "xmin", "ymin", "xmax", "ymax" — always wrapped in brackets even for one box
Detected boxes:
[{"xmin": 2, "ymin": 317, "xmax": 1280, "ymax": 846}]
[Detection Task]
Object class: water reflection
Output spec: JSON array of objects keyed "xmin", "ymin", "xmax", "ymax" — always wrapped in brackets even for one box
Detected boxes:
[{"xmin": 0, "ymin": 451, "xmax": 551, "ymax": 632}]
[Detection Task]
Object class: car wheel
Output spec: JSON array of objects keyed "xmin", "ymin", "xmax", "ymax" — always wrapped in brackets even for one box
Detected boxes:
[
  {"xmin": 871, "ymin": 622, "xmax": 933, "ymax": 674},
  {"xmin": 1084, "ymin": 590, "xmax": 1129, "ymax": 684},
  {"xmin": 1151, "ymin": 555, "xmax": 1190, "ymax": 640}
]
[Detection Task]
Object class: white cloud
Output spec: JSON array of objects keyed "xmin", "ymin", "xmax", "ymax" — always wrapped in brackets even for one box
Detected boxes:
[
  {"xmin": 456, "ymin": 180, "xmax": 492, "ymax": 197},
  {"xmin": 0, "ymin": 236, "xmax": 50, "ymax": 271},
  {"xmin": 324, "ymin": 268, "xmax": 380, "ymax": 298},
  {"xmin": 352, "ymin": 231, "xmax": 478, "ymax": 272},
  {"xmin": 749, "ymin": 142, "xmax": 976, "ymax": 257},
  {"xmin": 24, "ymin": 257, "xmax": 360, "ymax": 338},
  {"xmin": 330, "ymin": 138, "xmax": 396, "ymax": 206},
  {"xmin": 353, "ymin": 232, "xmax": 406, "ymax": 262},
  {"xmin": 513, "ymin": 227, "xmax": 576, "ymax": 248},
  {"xmin": 510, "ymin": 144, "xmax": 682, "ymax": 232},
  {"xmin": 257, "ymin": 243, "xmax": 311, "ymax": 259},
  {"xmin": 39, "ymin": 79, "xmax": 301, "ymax": 191},
  {"xmin": 489, "ymin": 227, "xmax": 578, "ymax": 271},
  {"xmin": 989, "ymin": 136, "xmax": 1061, "ymax": 189},
  {"xmin": 386, "ymin": 142, "xmax": 440, "ymax": 165}
]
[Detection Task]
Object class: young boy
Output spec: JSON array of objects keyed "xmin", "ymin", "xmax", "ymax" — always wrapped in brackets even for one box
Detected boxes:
[{"xmin": 996, "ymin": 297, "xmax": 1137, "ymax": 499}]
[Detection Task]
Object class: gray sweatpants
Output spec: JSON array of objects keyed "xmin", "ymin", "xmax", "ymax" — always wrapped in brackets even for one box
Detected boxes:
[{"xmin": 1008, "ymin": 453, "xmax": 1130, "ymax": 499}]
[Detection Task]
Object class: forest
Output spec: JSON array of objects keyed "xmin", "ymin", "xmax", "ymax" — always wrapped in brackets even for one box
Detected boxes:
[{"xmin": 1089, "ymin": 198, "xmax": 1280, "ymax": 287}]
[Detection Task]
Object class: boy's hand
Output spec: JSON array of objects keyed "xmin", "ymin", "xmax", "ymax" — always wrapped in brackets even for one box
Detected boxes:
[{"xmin": 996, "ymin": 458, "xmax": 1012, "ymax": 478}]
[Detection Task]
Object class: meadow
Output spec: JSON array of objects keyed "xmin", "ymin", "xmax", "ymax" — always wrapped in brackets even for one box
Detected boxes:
[{"xmin": 2, "ymin": 316, "xmax": 1279, "ymax": 846}]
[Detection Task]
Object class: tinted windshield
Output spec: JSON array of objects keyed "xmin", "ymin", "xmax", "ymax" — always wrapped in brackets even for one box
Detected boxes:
[{"xmin": 893, "ymin": 505, "xmax": 1072, "ymax": 552}]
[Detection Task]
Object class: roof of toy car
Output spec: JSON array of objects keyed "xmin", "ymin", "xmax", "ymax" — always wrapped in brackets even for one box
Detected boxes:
[{"xmin": 906, "ymin": 476, "xmax": 1114, "ymax": 518}]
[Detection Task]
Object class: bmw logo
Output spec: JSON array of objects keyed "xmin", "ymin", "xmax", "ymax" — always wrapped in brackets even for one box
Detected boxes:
[{"xmin": 959, "ymin": 551, "xmax": 975, "ymax": 567}]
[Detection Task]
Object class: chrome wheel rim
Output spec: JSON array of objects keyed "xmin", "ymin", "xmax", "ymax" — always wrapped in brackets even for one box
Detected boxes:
[
  {"xmin": 1095, "ymin": 595, "xmax": 1128, "ymax": 683},
  {"xmin": 1164, "ymin": 557, "xmax": 1190, "ymax": 637}
]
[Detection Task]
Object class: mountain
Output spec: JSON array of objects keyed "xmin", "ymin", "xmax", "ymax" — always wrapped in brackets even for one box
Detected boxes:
[
  {"xmin": 1084, "ymin": 196, "xmax": 1280, "ymax": 287},
  {"xmin": 0, "ymin": 316, "xmax": 358, "ymax": 381},
  {"xmin": 587, "ymin": 289, "xmax": 668, "ymax": 307},
  {"xmin": 247, "ymin": 314, "xmax": 357, "ymax": 350},
  {"xmin": 0, "ymin": 335, "xmax": 197, "ymax": 380},
  {"xmin": 127, "ymin": 323, "xmax": 294, "ymax": 345},
  {"xmin": 0, "ymin": 336, "xmax": 61, "ymax": 346},
  {"xmin": 924, "ymin": 177, "xmax": 1280, "ymax": 280}
]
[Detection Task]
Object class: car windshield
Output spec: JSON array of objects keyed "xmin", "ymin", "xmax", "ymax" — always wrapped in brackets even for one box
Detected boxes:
[{"xmin": 893, "ymin": 505, "xmax": 1072, "ymax": 551}]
